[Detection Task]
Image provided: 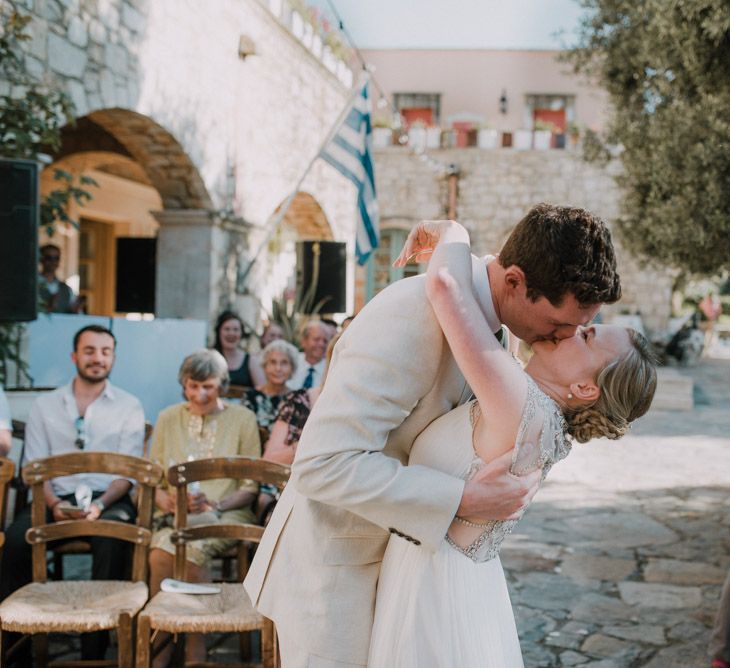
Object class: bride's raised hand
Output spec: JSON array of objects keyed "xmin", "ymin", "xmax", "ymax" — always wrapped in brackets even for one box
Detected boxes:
[{"xmin": 393, "ymin": 220, "xmax": 462, "ymax": 268}]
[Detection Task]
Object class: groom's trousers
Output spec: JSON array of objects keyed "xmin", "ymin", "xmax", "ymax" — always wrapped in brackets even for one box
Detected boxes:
[{"xmin": 278, "ymin": 632, "xmax": 366, "ymax": 668}]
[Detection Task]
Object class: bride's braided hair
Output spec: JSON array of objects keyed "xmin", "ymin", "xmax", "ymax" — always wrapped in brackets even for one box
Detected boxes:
[{"xmin": 564, "ymin": 329, "xmax": 658, "ymax": 443}]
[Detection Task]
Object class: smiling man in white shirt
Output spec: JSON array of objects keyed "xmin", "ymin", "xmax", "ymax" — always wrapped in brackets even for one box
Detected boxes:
[
  {"xmin": 288, "ymin": 320, "xmax": 332, "ymax": 390},
  {"xmin": 0, "ymin": 324, "xmax": 144, "ymax": 664}
]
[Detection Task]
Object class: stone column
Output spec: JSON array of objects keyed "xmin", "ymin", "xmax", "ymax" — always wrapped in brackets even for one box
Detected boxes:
[{"xmin": 153, "ymin": 209, "xmax": 224, "ymax": 322}]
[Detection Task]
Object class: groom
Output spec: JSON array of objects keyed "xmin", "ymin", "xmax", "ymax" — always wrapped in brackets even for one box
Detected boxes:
[{"xmin": 245, "ymin": 203, "xmax": 622, "ymax": 666}]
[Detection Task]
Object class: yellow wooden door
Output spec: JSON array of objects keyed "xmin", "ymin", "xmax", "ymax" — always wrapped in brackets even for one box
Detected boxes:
[{"xmin": 78, "ymin": 218, "xmax": 115, "ymax": 315}]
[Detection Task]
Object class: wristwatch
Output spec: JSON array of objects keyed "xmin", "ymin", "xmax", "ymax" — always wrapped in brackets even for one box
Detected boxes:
[
  {"xmin": 213, "ymin": 500, "xmax": 223, "ymax": 518},
  {"xmin": 91, "ymin": 499, "xmax": 106, "ymax": 512}
]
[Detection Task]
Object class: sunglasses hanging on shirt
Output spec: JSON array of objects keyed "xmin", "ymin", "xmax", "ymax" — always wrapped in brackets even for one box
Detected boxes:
[{"xmin": 74, "ymin": 416, "xmax": 87, "ymax": 450}]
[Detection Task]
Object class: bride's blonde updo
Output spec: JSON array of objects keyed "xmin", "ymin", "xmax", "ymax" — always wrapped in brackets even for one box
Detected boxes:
[{"xmin": 564, "ymin": 329, "xmax": 657, "ymax": 443}]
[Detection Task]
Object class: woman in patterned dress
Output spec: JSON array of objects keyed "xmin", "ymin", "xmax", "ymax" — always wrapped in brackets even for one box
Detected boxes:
[{"xmin": 242, "ymin": 339, "xmax": 300, "ymax": 434}]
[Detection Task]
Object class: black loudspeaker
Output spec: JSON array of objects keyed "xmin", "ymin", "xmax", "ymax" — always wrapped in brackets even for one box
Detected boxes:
[
  {"xmin": 0, "ymin": 159, "xmax": 39, "ymax": 322},
  {"xmin": 296, "ymin": 240, "xmax": 347, "ymax": 314},
  {"xmin": 115, "ymin": 237, "xmax": 157, "ymax": 313}
]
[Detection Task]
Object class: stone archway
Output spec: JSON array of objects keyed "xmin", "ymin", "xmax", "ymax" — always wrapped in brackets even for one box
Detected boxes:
[
  {"xmin": 57, "ymin": 110, "xmax": 212, "ymax": 210},
  {"xmin": 48, "ymin": 109, "xmax": 217, "ymax": 319},
  {"xmin": 247, "ymin": 191, "xmax": 335, "ymax": 321},
  {"xmin": 278, "ymin": 191, "xmax": 335, "ymax": 241}
]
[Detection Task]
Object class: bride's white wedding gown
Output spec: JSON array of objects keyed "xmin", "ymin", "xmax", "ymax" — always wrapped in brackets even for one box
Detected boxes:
[{"xmin": 368, "ymin": 378, "xmax": 571, "ymax": 668}]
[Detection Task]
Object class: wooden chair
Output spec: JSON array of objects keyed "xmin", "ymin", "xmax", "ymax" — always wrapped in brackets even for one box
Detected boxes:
[
  {"xmin": 0, "ymin": 452, "xmax": 163, "ymax": 667},
  {"xmin": 10, "ymin": 420, "xmax": 27, "ymax": 521},
  {"xmin": 0, "ymin": 458, "xmax": 15, "ymax": 546},
  {"xmin": 135, "ymin": 456, "xmax": 290, "ymax": 668},
  {"xmin": 225, "ymin": 385, "xmax": 249, "ymax": 400},
  {"xmin": 51, "ymin": 422, "xmax": 155, "ymax": 581}
]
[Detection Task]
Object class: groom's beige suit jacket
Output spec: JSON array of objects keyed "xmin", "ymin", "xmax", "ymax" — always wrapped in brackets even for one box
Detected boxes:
[{"xmin": 244, "ymin": 257, "xmax": 500, "ymax": 665}]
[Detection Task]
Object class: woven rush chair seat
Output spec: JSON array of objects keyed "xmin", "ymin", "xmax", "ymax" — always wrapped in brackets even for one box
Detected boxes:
[
  {"xmin": 139, "ymin": 584, "xmax": 263, "ymax": 634},
  {"xmin": 0, "ymin": 452, "xmax": 163, "ymax": 667},
  {"xmin": 136, "ymin": 456, "xmax": 290, "ymax": 668},
  {"xmin": 0, "ymin": 580, "xmax": 148, "ymax": 633}
]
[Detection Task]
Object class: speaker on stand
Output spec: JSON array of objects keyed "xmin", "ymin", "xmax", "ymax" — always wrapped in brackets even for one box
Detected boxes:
[
  {"xmin": 0, "ymin": 159, "xmax": 39, "ymax": 322},
  {"xmin": 295, "ymin": 240, "xmax": 347, "ymax": 314}
]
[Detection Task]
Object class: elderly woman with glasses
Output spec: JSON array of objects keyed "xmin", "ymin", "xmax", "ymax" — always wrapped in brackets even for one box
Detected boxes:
[
  {"xmin": 148, "ymin": 349, "xmax": 261, "ymax": 666},
  {"xmin": 243, "ymin": 339, "xmax": 300, "ymax": 434}
]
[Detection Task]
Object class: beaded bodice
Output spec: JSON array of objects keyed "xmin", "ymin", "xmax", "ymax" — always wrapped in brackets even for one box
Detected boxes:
[{"xmin": 408, "ymin": 376, "xmax": 571, "ymax": 563}]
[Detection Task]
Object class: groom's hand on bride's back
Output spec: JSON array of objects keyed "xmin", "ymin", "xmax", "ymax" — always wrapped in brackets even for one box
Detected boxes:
[{"xmin": 457, "ymin": 450, "xmax": 541, "ymax": 522}]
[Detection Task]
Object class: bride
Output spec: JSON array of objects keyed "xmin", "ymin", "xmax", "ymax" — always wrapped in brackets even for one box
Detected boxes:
[{"xmin": 368, "ymin": 221, "xmax": 657, "ymax": 667}]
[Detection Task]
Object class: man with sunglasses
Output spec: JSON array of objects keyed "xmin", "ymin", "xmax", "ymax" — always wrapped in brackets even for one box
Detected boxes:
[{"xmin": 0, "ymin": 325, "xmax": 145, "ymax": 663}]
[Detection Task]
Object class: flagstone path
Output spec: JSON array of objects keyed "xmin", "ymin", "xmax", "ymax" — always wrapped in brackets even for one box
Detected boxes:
[{"xmin": 505, "ymin": 354, "xmax": 730, "ymax": 667}]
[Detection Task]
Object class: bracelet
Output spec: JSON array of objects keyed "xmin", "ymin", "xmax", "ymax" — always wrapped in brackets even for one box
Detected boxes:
[
  {"xmin": 453, "ymin": 515, "xmax": 491, "ymax": 529},
  {"xmin": 213, "ymin": 500, "xmax": 223, "ymax": 517}
]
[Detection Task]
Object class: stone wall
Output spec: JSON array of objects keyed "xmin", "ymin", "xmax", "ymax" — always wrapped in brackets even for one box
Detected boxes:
[{"xmin": 373, "ymin": 148, "xmax": 673, "ymax": 332}]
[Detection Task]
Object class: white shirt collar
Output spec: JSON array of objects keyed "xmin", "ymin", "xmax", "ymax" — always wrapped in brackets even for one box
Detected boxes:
[
  {"xmin": 472, "ymin": 255, "xmax": 501, "ymax": 335},
  {"xmin": 61, "ymin": 377, "xmax": 116, "ymax": 408}
]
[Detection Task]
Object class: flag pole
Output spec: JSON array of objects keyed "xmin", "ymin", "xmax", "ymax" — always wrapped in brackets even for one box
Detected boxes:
[{"xmin": 237, "ymin": 71, "xmax": 370, "ymax": 289}]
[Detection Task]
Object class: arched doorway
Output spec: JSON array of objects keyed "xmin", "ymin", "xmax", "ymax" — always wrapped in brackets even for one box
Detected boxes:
[
  {"xmin": 41, "ymin": 110, "xmax": 212, "ymax": 318},
  {"xmin": 254, "ymin": 191, "xmax": 334, "ymax": 321}
]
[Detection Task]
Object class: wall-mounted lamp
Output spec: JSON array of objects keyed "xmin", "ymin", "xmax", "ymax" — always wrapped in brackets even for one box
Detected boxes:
[
  {"xmin": 238, "ymin": 35, "xmax": 257, "ymax": 60},
  {"xmin": 499, "ymin": 89, "xmax": 508, "ymax": 115}
]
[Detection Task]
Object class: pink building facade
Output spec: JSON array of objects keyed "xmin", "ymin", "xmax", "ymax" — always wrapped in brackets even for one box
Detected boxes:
[{"xmin": 363, "ymin": 48, "xmax": 608, "ymax": 137}]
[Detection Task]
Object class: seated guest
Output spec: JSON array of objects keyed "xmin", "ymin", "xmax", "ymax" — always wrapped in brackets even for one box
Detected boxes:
[
  {"xmin": 249, "ymin": 321, "xmax": 285, "ymax": 387},
  {"xmin": 148, "ymin": 349, "xmax": 260, "ymax": 666},
  {"xmin": 287, "ymin": 319, "xmax": 332, "ymax": 390},
  {"xmin": 243, "ymin": 340, "xmax": 299, "ymax": 433},
  {"xmin": 0, "ymin": 325, "xmax": 144, "ymax": 664},
  {"xmin": 38, "ymin": 243, "xmax": 79, "ymax": 313},
  {"xmin": 264, "ymin": 333, "xmax": 339, "ymax": 466},
  {"xmin": 341, "ymin": 314, "xmax": 356, "ymax": 331},
  {"xmin": 213, "ymin": 311, "xmax": 254, "ymax": 388},
  {"xmin": 0, "ymin": 385, "xmax": 11, "ymax": 456},
  {"xmin": 257, "ymin": 335, "xmax": 339, "ymax": 524}
]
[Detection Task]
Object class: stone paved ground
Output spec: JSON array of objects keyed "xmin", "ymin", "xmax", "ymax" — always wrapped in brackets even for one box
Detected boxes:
[{"xmin": 504, "ymin": 350, "xmax": 730, "ymax": 667}]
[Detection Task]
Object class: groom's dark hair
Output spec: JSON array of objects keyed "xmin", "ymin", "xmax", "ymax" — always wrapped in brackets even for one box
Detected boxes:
[{"xmin": 499, "ymin": 203, "xmax": 621, "ymax": 307}]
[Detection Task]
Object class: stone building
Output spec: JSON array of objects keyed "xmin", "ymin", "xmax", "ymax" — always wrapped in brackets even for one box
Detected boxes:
[
  {"xmin": 368, "ymin": 148, "xmax": 673, "ymax": 332},
  {"xmin": 5, "ymin": 0, "xmax": 360, "ymax": 325},
  {"xmin": 5, "ymin": 0, "xmax": 674, "ymax": 334},
  {"xmin": 357, "ymin": 47, "xmax": 674, "ymax": 332}
]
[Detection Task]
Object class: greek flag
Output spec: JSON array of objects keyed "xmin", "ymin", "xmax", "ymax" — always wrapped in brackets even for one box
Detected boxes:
[{"xmin": 320, "ymin": 81, "xmax": 379, "ymax": 265}]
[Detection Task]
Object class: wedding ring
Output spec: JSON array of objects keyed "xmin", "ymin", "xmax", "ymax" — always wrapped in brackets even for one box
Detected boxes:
[{"xmin": 405, "ymin": 248, "xmax": 434, "ymax": 264}]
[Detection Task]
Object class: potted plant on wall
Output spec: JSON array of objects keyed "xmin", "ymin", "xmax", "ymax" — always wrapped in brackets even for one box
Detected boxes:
[
  {"xmin": 372, "ymin": 117, "xmax": 394, "ymax": 148},
  {"xmin": 426, "ymin": 125, "xmax": 442, "ymax": 149},
  {"xmin": 533, "ymin": 120, "xmax": 554, "ymax": 150},
  {"xmin": 288, "ymin": 0, "xmax": 306, "ymax": 39},
  {"xmin": 407, "ymin": 119, "xmax": 428, "ymax": 151},
  {"xmin": 477, "ymin": 122, "xmax": 499, "ymax": 149}
]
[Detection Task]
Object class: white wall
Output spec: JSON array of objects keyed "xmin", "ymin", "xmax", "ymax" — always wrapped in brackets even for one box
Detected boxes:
[{"xmin": 25, "ymin": 315, "xmax": 207, "ymax": 424}]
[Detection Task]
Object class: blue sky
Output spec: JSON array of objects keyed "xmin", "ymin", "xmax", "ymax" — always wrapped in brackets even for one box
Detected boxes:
[{"xmin": 308, "ymin": 0, "xmax": 587, "ymax": 50}]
